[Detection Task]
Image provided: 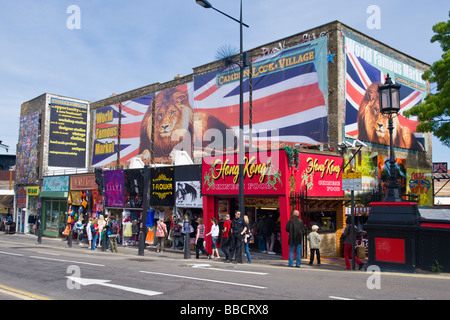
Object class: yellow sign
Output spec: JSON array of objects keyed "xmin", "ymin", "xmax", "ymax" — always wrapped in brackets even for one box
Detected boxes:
[{"xmin": 26, "ymin": 186, "xmax": 39, "ymax": 196}]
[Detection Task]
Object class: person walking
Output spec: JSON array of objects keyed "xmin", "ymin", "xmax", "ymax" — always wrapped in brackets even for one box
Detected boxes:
[
  {"xmin": 90, "ymin": 217, "xmax": 99, "ymax": 251},
  {"xmin": 343, "ymin": 217, "xmax": 365, "ymax": 270},
  {"xmin": 231, "ymin": 211, "xmax": 248, "ymax": 264},
  {"xmin": 195, "ymin": 218, "xmax": 211, "ymax": 259},
  {"xmin": 107, "ymin": 216, "xmax": 120, "ymax": 253},
  {"xmin": 205, "ymin": 218, "xmax": 220, "ymax": 259},
  {"xmin": 285, "ymin": 210, "xmax": 306, "ymax": 268},
  {"xmin": 156, "ymin": 218, "xmax": 168, "ymax": 253},
  {"xmin": 97, "ymin": 214, "xmax": 106, "ymax": 248},
  {"xmin": 308, "ymin": 225, "xmax": 321, "ymax": 265},
  {"xmin": 220, "ymin": 214, "xmax": 232, "ymax": 263},
  {"xmin": 243, "ymin": 215, "xmax": 252, "ymax": 263},
  {"xmin": 257, "ymin": 214, "xmax": 266, "ymax": 253},
  {"xmin": 86, "ymin": 217, "xmax": 92, "ymax": 249}
]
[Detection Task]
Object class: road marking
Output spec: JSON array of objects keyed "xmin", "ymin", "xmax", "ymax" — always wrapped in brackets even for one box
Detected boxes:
[
  {"xmin": 66, "ymin": 276, "xmax": 163, "ymax": 297},
  {"xmin": 329, "ymin": 296, "xmax": 355, "ymax": 300},
  {"xmin": 0, "ymin": 284, "xmax": 51, "ymax": 300},
  {"xmin": 36, "ymin": 251, "xmax": 60, "ymax": 256},
  {"xmin": 0, "ymin": 251, "xmax": 24, "ymax": 257},
  {"xmin": 140, "ymin": 270, "xmax": 267, "ymax": 290},
  {"xmin": 30, "ymin": 256, "xmax": 105, "ymax": 267},
  {"xmin": 191, "ymin": 263, "xmax": 268, "ymax": 275}
]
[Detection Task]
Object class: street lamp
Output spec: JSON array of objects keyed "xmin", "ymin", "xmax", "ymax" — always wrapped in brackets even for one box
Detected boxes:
[
  {"xmin": 196, "ymin": 0, "xmax": 249, "ymax": 219},
  {"xmin": 378, "ymin": 74, "xmax": 402, "ymax": 202}
]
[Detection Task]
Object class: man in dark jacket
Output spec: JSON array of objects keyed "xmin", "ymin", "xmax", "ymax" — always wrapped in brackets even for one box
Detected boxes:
[
  {"xmin": 285, "ymin": 210, "xmax": 306, "ymax": 267},
  {"xmin": 230, "ymin": 211, "xmax": 248, "ymax": 263}
]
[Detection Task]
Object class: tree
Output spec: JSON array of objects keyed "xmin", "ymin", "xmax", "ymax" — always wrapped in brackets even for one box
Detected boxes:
[{"xmin": 404, "ymin": 12, "xmax": 450, "ymax": 147}]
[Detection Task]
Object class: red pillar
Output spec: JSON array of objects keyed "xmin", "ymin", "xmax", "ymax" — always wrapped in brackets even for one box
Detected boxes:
[
  {"xmin": 279, "ymin": 195, "xmax": 291, "ymax": 260},
  {"xmin": 202, "ymin": 195, "xmax": 216, "ymax": 254}
]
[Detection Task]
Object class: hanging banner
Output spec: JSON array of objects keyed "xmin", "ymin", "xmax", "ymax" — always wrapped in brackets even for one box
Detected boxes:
[
  {"xmin": 193, "ymin": 36, "xmax": 329, "ymax": 155},
  {"xmin": 104, "ymin": 170, "xmax": 125, "ymax": 207},
  {"xmin": 344, "ymin": 36, "xmax": 426, "ymax": 150},
  {"xmin": 151, "ymin": 167, "xmax": 174, "ymax": 206},
  {"xmin": 175, "ymin": 181, "xmax": 202, "ymax": 208},
  {"xmin": 406, "ymin": 168, "xmax": 432, "ymax": 206}
]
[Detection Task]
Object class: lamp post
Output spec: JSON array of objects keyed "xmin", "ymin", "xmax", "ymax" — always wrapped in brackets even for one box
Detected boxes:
[
  {"xmin": 378, "ymin": 74, "xmax": 402, "ymax": 202},
  {"xmin": 196, "ymin": 0, "xmax": 249, "ymax": 218}
]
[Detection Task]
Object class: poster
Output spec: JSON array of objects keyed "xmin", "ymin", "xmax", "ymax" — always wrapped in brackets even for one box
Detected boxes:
[
  {"xmin": 48, "ymin": 98, "xmax": 88, "ymax": 167},
  {"xmin": 193, "ymin": 37, "xmax": 329, "ymax": 156},
  {"xmin": 406, "ymin": 168, "xmax": 432, "ymax": 206},
  {"xmin": 344, "ymin": 36, "xmax": 426, "ymax": 150},
  {"xmin": 104, "ymin": 170, "xmax": 125, "ymax": 207},
  {"xmin": 175, "ymin": 181, "xmax": 202, "ymax": 208},
  {"xmin": 16, "ymin": 111, "xmax": 40, "ymax": 184}
]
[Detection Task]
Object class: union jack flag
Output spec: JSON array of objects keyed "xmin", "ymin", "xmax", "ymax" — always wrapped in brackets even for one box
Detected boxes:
[
  {"xmin": 345, "ymin": 43, "xmax": 425, "ymax": 150},
  {"xmin": 92, "ymin": 95, "xmax": 152, "ymax": 167},
  {"xmin": 193, "ymin": 42, "xmax": 329, "ymax": 148}
]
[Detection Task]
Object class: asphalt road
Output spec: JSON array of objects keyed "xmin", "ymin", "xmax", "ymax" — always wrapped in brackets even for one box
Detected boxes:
[{"xmin": 1, "ymin": 233, "xmax": 449, "ymax": 307}]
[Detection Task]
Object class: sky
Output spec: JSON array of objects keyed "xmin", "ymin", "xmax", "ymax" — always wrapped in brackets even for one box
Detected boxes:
[{"xmin": 0, "ymin": 0, "xmax": 448, "ymax": 163}]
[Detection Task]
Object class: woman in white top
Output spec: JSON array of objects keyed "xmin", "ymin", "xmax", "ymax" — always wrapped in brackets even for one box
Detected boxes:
[{"xmin": 206, "ymin": 217, "xmax": 220, "ymax": 259}]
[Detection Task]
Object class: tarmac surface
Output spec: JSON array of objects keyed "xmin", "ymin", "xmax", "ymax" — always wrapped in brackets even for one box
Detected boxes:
[{"xmin": 1, "ymin": 231, "xmax": 365, "ymax": 272}]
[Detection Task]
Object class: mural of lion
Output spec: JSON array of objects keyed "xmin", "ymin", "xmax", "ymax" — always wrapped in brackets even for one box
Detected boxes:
[
  {"xmin": 139, "ymin": 86, "xmax": 237, "ymax": 162},
  {"xmin": 139, "ymin": 87, "xmax": 193, "ymax": 161},
  {"xmin": 357, "ymin": 82, "xmax": 417, "ymax": 150}
]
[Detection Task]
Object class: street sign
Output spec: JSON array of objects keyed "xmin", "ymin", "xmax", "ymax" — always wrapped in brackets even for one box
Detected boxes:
[{"xmin": 342, "ymin": 172, "xmax": 362, "ymax": 191}]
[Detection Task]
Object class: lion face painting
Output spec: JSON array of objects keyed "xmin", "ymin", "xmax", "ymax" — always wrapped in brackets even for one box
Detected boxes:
[
  {"xmin": 139, "ymin": 87, "xmax": 193, "ymax": 161},
  {"xmin": 357, "ymin": 82, "xmax": 417, "ymax": 150}
]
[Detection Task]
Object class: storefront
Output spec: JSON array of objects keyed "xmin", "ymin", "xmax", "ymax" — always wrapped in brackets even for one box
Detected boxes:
[
  {"xmin": 41, "ymin": 175, "xmax": 70, "ymax": 237},
  {"xmin": 201, "ymin": 149, "xmax": 346, "ymax": 260},
  {"xmin": 25, "ymin": 186, "xmax": 40, "ymax": 234}
]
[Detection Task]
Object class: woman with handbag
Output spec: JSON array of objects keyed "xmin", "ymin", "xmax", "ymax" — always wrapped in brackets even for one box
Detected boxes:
[{"xmin": 155, "ymin": 218, "xmax": 168, "ymax": 253}]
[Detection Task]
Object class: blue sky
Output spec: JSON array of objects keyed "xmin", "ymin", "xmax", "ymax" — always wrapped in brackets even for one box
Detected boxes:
[{"xmin": 0, "ymin": 0, "xmax": 448, "ymax": 163}]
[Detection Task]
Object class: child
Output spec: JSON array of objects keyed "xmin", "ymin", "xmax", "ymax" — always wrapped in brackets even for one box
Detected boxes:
[{"xmin": 307, "ymin": 225, "xmax": 321, "ymax": 265}]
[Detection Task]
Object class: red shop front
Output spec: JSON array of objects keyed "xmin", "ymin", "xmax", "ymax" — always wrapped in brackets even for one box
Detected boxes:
[{"xmin": 201, "ymin": 149, "xmax": 344, "ymax": 260}]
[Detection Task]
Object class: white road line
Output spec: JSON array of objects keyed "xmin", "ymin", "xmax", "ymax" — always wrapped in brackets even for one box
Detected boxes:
[
  {"xmin": 190, "ymin": 263, "xmax": 268, "ymax": 275},
  {"xmin": 0, "ymin": 251, "xmax": 24, "ymax": 257},
  {"xmin": 140, "ymin": 270, "xmax": 267, "ymax": 290},
  {"xmin": 329, "ymin": 296, "xmax": 355, "ymax": 300},
  {"xmin": 30, "ymin": 256, "xmax": 105, "ymax": 267},
  {"xmin": 36, "ymin": 251, "xmax": 60, "ymax": 256}
]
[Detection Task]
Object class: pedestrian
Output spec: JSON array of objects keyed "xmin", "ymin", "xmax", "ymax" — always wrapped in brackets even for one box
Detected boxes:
[
  {"xmin": 97, "ymin": 214, "xmax": 106, "ymax": 248},
  {"xmin": 243, "ymin": 215, "xmax": 252, "ymax": 263},
  {"xmin": 285, "ymin": 210, "xmax": 306, "ymax": 268},
  {"xmin": 257, "ymin": 214, "xmax": 266, "ymax": 253},
  {"xmin": 107, "ymin": 215, "xmax": 120, "ymax": 253},
  {"xmin": 230, "ymin": 211, "xmax": 248, "ymax": 264},
  {"xmin": 205, "ymin": 218, "xmax": 220, "ymax": 259},
  {"xmin": 75, "ymin": 218, "xmax": 84, "ymax": 245},
  {"xmin": 220, "ymin": 214, "xmax": 232, "ymax": 263},
  {"xmin": 86, "ymin": 217, "xmax": 93, "ymax": 249},
  {"xmin": 343, "ymin": 216, "xmax": 365, "ymax": 270},
  {"xmin": 308, "ymin": 225, "xmax": 321, "ymax": 265},
  {"xmin": 90, "ymin": 217, "xmax": 99, "ymax": 251},
  {"xmin": 195, "ymin": 218, "xmax": 211, "ymax": 259},
  {"xmin": 264, "ymin": 213, "xmax": 276, "ymax": 254},
  {"xmin": 156, "ymin": 218, "xmax": 168, "ymax": 253}
]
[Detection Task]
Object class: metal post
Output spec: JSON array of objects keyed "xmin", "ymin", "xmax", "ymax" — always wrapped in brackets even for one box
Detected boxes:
[
  {"xmin": 139, "ymin": 165, "xmax": 150, "ymax": 256},
  {"xmin": 351, "ymin": 190, "xmax": 355, "ymax": 270},
  {"xmin": 238, "ymin": 0, "xmax": 245, "ymax": 264}
]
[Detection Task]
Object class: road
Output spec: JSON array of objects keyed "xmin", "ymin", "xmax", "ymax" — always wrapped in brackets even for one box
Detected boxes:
[{"xmin": 1, "ymin": 233, "xmax": 449, "ymax": 308}]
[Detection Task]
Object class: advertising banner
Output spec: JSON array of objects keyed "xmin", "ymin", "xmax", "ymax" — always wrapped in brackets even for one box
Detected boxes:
[
  {"xmin": 406, "ymin": 168, "xmax": 432, "ymax": 206},
  {"xmin": 344, "ymin": 36, "xmax": 426, "ymax": 150},
  {"xmin": 16, "ymin": 111, "xmax": 40, "ymax": 184},
  {"xmin": 202, "ymin": 151, "xmax": 285, "ymax": 196},
  {"xmin": 193, "ymin": 37, "xmax": 329, "ymax": 154},
  {"xmin": 48, "ymin": 98, "xmax": 88, "ymax": 167},
  {"xmin": 104, "ymin": 170, "xmax": 124, "ymax": 207},
  {"xmin": 175, "ymin": 181, "xmax": 202, "ymax": 208},
  {"xmin": 151, "ymin": 167, "xmax": 174, "ymax": 206},
  {"xmin": 295, "ymin": 153, "xmax": 343, "ymax": 197}
]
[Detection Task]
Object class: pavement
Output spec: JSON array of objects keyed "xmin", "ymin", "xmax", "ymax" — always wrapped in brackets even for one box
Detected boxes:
[{"xmin": 0, "ymin": 231, "xmax": 365, "ymax": 272}]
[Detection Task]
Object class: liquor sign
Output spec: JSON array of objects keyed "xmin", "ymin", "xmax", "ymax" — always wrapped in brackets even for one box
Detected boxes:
[{"xmin": 202, "ymin": 152, "xmax": 285, "ymax": 196}]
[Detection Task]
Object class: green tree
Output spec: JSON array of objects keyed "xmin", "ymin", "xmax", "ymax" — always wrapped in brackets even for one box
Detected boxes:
[{"xmin": 404, "ymin": 12, "xmax": 450, "ymax": 147}]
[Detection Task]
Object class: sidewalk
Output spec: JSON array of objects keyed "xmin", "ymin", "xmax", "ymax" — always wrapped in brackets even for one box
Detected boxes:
[{"xmin": 0, "ymin": 232, "xmax": 360, "ymax": 272}]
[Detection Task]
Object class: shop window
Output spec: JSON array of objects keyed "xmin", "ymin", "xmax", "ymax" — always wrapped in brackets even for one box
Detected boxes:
[{"xmin": 304, "ymin": 211, "xmax": 336, "ymax": 231}]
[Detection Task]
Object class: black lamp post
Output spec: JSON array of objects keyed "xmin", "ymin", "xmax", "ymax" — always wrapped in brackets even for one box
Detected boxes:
[
  {"xmin": 196, "ymin": 0, "xmax": 249, "ymax": 218},
  {"xmin": 378, "ymin": 74, "xmax": 402, "ymax": 202}
]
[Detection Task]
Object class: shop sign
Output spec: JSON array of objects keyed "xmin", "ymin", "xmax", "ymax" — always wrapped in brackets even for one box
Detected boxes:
[
  {"xmin": 175, "ymin": 181, "xmax": 202, "ymax": 208},
  {"xmin": 151, "ymin": 167, "xmax": 174, "ymax": 206},
  {"xmin": 26, "ymin": 186, "xmax": 39, "ymax": 196},
  {"xmin": 202, "ymin": 152, "xmax": 284, "ymax": 196},
  {"xmin": 43, "ymin": 176, "xmax": 69, "ymax": 192},
  {"xmin": 295, "ymin": 153, "xmax": 343, "ymax": 197},
  {"xmin": 104, "ymin": 170, "xmax": 124, "ymax": 207},
  {"xmin": 70, "ymin": 174, "xmax": 98, "ymax": 190}
]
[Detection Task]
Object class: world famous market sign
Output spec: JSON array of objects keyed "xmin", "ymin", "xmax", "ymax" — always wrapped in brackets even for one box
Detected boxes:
[{"xmin": 202, "ymin": 152, "xmax": 285, "ymax": 196}]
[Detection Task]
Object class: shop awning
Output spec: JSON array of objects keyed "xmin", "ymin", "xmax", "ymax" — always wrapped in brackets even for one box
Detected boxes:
[{"xmin": 0, "ymin": 190, "xmax": 14, "ymax": 208}]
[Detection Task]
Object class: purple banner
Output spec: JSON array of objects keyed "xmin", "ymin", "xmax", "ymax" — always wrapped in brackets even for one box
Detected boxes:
[{"xmin": 104, "ymin": 170, "xmax": 124, "ymax": 207}]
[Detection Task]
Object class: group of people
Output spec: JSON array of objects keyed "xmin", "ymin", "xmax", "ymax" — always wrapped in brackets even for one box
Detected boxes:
[{"xmin": 71, "ymin": 215, "xmax": 120, "ymax": 253}]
